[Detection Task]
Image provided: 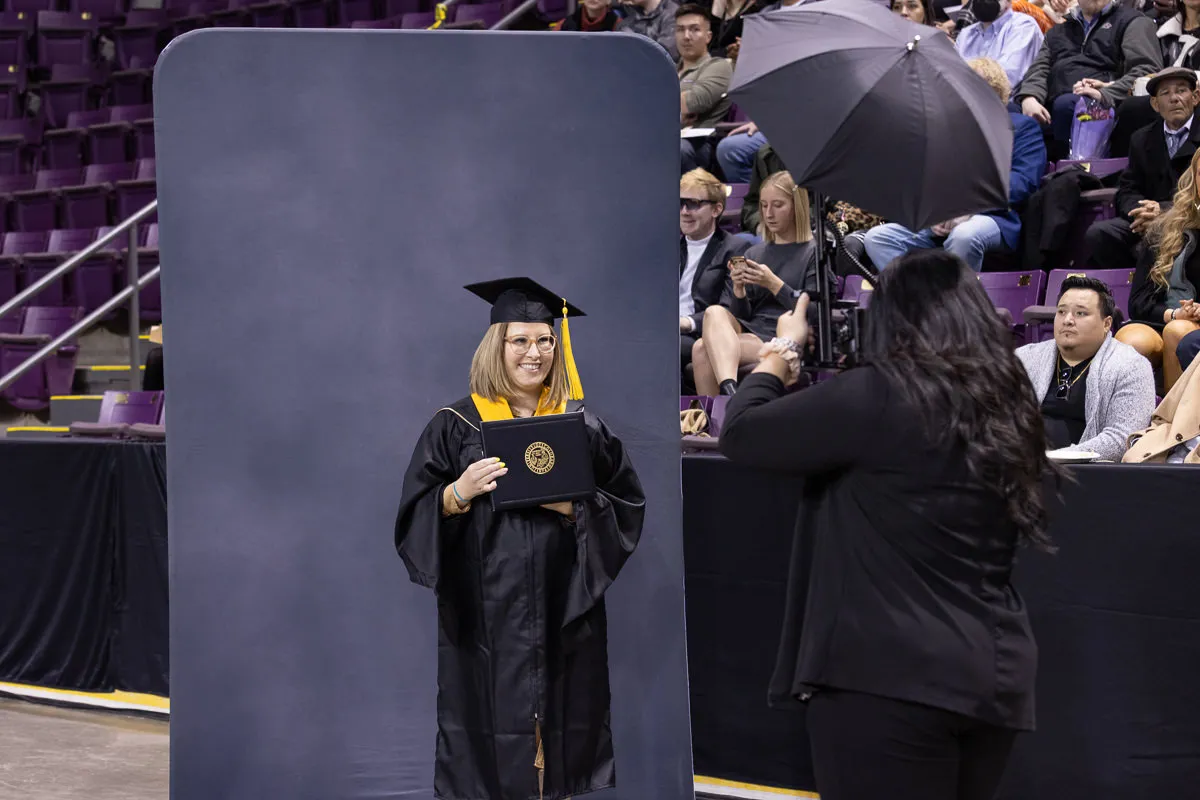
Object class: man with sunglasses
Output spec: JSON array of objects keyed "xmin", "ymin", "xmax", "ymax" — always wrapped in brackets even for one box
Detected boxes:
[
  {"xmin": 1015, "ymin": 276, "xmax": 1155, "ymax": 461},
  {"xmin": 679, "ymin": 168, "xmax": 751, "ymax": 383}
]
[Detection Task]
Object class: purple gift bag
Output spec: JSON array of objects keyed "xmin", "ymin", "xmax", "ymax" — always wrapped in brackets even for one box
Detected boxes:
[{"xmin": 1069, "ymin": 96, "xmax": 1117, "ymax": 161}]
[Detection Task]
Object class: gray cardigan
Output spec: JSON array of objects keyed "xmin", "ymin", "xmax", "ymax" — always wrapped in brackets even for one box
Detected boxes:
[{"xmin": 1015, "ymin": 334, "xmax": 1155, "ymax": 462}]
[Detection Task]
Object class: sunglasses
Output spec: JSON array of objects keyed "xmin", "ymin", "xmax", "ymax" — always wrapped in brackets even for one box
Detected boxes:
[
  {"xmin": 1056, "ymin": 365, "xmax": 1073, "ymax": 400},
  {"xmin": 680, "ymin": 198, "xmax": 715, "ymax": 211}
]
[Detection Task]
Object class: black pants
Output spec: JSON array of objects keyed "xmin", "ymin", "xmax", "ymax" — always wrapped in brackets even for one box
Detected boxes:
[
  {"xmin": 681, "ymin": 139, "xmax": 714, "ymax": 173},
  {"xmin": 143, "ymin": 346, "xmax": 164, "ymax": 392},
  {"xmin": 1084, "ymin": 216, "xmax": 1139, "ymax": 270},
  {"xmin": 807, "ymin": 690, "xmax": 1018, "ymax": 800}
]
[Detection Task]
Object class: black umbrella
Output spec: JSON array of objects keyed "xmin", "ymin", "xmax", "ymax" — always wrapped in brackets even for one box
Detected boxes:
[{"xmin": 729, "ymin": 0, "xmax": 1013, "ymax": 232}]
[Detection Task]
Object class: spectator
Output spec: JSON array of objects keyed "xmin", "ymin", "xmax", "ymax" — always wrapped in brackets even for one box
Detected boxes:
[
  {"xmin": 679, "ymin": 168, "xmax": 752, "ymax": 372},
  {"xmin": 1178, "ymin": 328, "xmax": 1200, "ymax": 370},
  {"xmin": 616, "ymin": 0, "xmax": 680, "ymax": 59},
  {"xmin": 678, "ymin": 4, "xmax": 733, "ymax": 172},
  {"xmin": 709, "ymin": 0, "xmax": 767, "ymax": 57},
  {"xmin": 1116, "ymin": 147, "xmax": 1200, "ymax": 385},
  {"xmin": 1015, "ymin": 0, "xmax": 1161, "ymax": 160},
  {"xmin": 1013, "ymin": 0, "xmax": 1055, "ymax": 33},
  {"xmin": 716, "ymin": 120, "xmax": 768, "ymax": 184},
  {"xmin": 692, "ymin": 171, "xmax": 818, "ymax": 395},
  {"xmin": 1122, "ymin": 355, "xmax": 1200, "ymax": 463},
  {"xmin": 1016, "ymin": 276, "xmax": 1156, "ymax": 461},
  {"xmin": 557, "ymin": 0, "xmax": 620, "ymax": 30},
  {"xmin": 1086, "ymin": 67, "xmax": 1200, "ymax": 271},
  {"xmin": 740, "ymin": 142, "xmax": 786, "ymax": 232},
  {"xmin": 863, "ymin": 58, "xmax": 1046, "ymax": 271},
  {"xmin": 955, "ymin": 0, "xmax": 1045, "ymax": 89}
]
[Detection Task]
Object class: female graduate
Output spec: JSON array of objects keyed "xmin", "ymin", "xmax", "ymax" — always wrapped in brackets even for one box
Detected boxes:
[{"xmin": 394, "ymin": 277, "xmax": 645, "ymax": 800}]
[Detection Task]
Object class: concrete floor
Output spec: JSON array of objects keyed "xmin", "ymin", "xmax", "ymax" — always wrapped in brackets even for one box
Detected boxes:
[{"xmin": 0, "ymin": 698, "xmax": 168, "ymax": 800}]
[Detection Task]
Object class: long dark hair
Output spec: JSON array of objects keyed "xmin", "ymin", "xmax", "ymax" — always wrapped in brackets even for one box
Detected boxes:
[{"xmin": 862, "ymin": 250, "xmax": 1057, "ymax": 550}]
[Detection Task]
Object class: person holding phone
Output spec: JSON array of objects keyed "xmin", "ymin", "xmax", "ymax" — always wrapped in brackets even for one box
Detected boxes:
[
  {"xmin": 691, "ymin": 170, "xmax": 819, "ymax": 395},
  {"xmin": 394, "ymin": 277, "xmax": 645, "ymax": 800}
]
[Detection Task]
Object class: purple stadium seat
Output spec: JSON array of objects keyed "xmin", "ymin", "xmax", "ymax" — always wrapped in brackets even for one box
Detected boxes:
[
  {"xmin": 171, "ymin": 0, "xmax": 227, "ymax": 35},
  {"xmin": 95, "ymin": 220, "xmax": 158, "ymax": 320},
  {"xmin": 241, "ymin": 0, "xmax": 290, "ymax": 27},
  {"xmin": 0, "ymin": 117, "xmax": 41, "ymax": 175},
  {"xmin": 70, "ymin": 0, "xmax": 127, "ymax": 25},
  {"xmin": 39, "ymin": 64, "xmax": 99, "ymax": 129},
  {"xmin": 0, "ymin": 170, "xmax": 35, "ymax": 226},
  {"xmin": 1050, "ymin": 157, "xmax": 1128, "ymax": 180},
  {"xmin": 400, "ymin": 9, "xmax": 435, "ymax": 26},
  {"xmin": 11, "ymin": 167, "xmax": 81, "ymax": 231},
  {"xmin": 338, "ymin": 0, "xmax": 380, "ymax": 24},
  {"xmin": 86, "ymin": 103, "xmax": 152, "ymax": 165},
  {"xmin": 840, "ymin": 274, "xmax": 873, "ymax": 307},
  {"xmin": 0, "ymin": 64, "xmax": 25, "ymax": 120},
  {"xmin": 42, "ymin": 107, "xmax": 106, "ymax": 169},
  {"xmin": 10, "ymin": 0, "xmax": 55, "ymax": 13},
  {"xmin": 36, "ymin": 11, "xmax": 98, "ymax": 67},
  {"xmin": 70, "ymin": 389, "xmax": 164, "ymax": 436},
  {"xmin": 107, "ymin": 68, "xmax": 153, "ymax": 107},
  {"xmin": 1024, "ymin": 267, "xmax": 1137, "ymax": 341},
  {"xmin": 0, "ymin": 14, "xmax": 33, "ymax": 70},
  {"xmin": 977, "ymin": 270, "xmax": 1046, "ymax": 345},
  {"xmin": 114, "ymin": 158, "xmax": 155, "ymax": 222},
  {"xmin": 383, "ymin": 0, "xmax": 425, "ymax": 14},
  {"xmin": 24, "ymin": 227, "xmax": 117, "ymax": 313},
  {"xmin": 208, "ymin": 0, "xmax": 250, "ymax": 26},
  {"xmin": 537, "ymin": 0, "xmax": 566, "ymax": 21},
  {"xmin": 455, "ymin": 2, "xmax": 501, "ymax": 26},
  {"xmin": 0, "ymin": 253, "xmax": 17, "ymax": 332},
  {"xmin": 61, "ymin": 161, "xmax": 134, "ymax": 227},
  {"xmin": 289, "ymin": 0, "xmax": 331, "ymax": 26},
  {"xmin": 351, "ymin": 16, "xmax": 399, "ymax": 26},
  {"xmin": 111, "ymin": 10, "xmax": 165, "ymax": 72},
  {"xmin": 0, "ymin": 304, "xmax": 81, "ymax": 411}
]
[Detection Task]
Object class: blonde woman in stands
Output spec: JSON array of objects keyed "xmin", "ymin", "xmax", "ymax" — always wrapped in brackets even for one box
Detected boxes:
[
  {"xmin": 1117, "ymin": 147, "xmax": 1200, "ymax": 390},
  {"xmin": 691, "ymin": 170, "xmax": 818, "ymax": 396}
]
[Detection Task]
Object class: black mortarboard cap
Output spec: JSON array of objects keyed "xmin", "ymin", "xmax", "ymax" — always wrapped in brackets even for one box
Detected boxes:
[{"xmin": 464, "ymin": 277, "xmax": 586, "ymax": 326}]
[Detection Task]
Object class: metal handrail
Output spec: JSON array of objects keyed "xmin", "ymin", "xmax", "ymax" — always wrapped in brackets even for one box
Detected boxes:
[
  {"xmin": 0, "ymin": 199, "xmax": 158, "ymax": 396},
  {"xmin": 0, "ymin": 200, "xmax": 157, "ymax": 324},
  {"xmin": 0, "ymin": 266, "xmax": 160, "ymax": 395},
  {"xmin": 494, "ymin": 0, "xmax": 538, "ymax": 28}
]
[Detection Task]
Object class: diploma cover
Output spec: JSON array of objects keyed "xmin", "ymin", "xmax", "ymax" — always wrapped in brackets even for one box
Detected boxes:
[{"xmin": 480, "ymin": 412, "xmax": 595, "ymax": 511}]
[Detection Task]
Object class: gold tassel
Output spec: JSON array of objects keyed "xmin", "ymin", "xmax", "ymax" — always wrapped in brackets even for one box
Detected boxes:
[
  {"xmin": 560, "ymin": 299, "xmax": 584, "ymax": 401},
  {"xmin": 534, "ymin": 719, "xmax": 545, "ymax": 800}
]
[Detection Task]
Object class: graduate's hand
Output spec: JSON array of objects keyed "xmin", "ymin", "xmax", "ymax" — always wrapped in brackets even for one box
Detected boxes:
[{"xmin": 455, "ymin": 457, "xmax": 507, "ymax": 501}]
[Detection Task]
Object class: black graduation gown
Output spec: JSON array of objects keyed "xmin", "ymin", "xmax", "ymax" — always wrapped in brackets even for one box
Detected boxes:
[{"xmin": 395, "ymin": 396, "xmax": 645, "ymax": 800}]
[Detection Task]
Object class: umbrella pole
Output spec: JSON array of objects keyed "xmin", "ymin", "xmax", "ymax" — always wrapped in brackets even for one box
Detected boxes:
[{"xmin": 813, "ymin": 191, "xmax": 835, "ymax": 366}]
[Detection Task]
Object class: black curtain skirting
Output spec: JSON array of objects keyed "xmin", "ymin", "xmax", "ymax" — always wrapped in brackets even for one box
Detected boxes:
[{"xmin": 0, "ymin": 440, "xmax": 169, "ymax": 697}]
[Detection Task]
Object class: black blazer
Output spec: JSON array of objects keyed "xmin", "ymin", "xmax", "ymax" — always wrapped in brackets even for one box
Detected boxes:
[
  {"xmin": 681, "ymin": 229, "xmax": 751, "ymax": 334},
  {"xmin": 1116, "ymin": 113, "xmax": 1200, "ymax": 221},
  {"xmin": 719, "ymin": 368, "xmax": 1038, "ymax": 730}
]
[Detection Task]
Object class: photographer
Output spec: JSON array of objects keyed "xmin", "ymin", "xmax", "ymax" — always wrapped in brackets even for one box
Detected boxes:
[{"xmin": 719, "ymin": 250, "xmax": 1055, "ymax": 800}]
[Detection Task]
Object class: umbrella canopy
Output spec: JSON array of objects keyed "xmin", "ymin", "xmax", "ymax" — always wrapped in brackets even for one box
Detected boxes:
[{"xmin": 729, "ymin": 0, "xmax": 1013, "ymax": 232}]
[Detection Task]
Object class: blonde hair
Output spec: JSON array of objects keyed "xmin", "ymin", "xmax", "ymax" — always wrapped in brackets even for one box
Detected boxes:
[
  {"xmin": 469, "ymin": 323, "xmax": 569, "ymax": 409},
  {"xmin": 681, "ymin": 168, "xmax": 727, "ymax": 211},
  {"xmin": 1149, "ymin": 149, "xmax": 1200, "ymax": 288},
  {"xmin": 967, "ymin": 57, "xmax": 1011, "ymax": 105},
  {"xmin": 758, "ymin": 171, "xmax": 813, "ymax": 244}
]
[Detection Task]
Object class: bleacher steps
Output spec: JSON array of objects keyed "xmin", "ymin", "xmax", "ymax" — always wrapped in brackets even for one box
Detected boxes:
[
  {"xmin": 50, "ymin": 395, "xmax": 103, "ymax": 426},
  {"xmin": 76, "ymin": 364, "xmax": 146, "ymax": 394}
]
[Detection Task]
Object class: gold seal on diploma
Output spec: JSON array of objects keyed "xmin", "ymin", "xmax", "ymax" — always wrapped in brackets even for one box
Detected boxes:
[{"xmin": 525, "ymin": 441, "xmax": 555, "ymax": 475}]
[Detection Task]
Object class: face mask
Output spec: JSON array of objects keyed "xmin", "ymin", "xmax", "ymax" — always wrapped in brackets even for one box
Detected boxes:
[{"xmin": 972, "ymin": 0, "xmax": 1001, "ymax": 23}]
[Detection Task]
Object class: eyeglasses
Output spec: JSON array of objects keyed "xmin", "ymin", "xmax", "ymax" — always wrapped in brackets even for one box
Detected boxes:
[
  {"xmin": 505, "ymin": 334, "xmax": 557, "ymax": 354},
  {"xmin": 1056, "ymin": 365, "xmax": 1073, "ymax": 399},
  {"xmin": 680, "ymin": 198, "xmax": 715, "ymax": 211}
]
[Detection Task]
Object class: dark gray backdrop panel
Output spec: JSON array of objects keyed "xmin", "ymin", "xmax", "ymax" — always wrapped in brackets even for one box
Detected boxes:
[{"xmin": 155, "ymin": 29, "xmax": 690, "ymax": 800}]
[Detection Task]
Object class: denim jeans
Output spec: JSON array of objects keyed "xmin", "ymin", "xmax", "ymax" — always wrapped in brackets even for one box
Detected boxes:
[
  {"xmin": 862, "ymin": 215, "xmax": 1005, "ymax": 272},
  {"xmin": 715, "ymin": 131, "xmax": 768, "ymax": 183}
]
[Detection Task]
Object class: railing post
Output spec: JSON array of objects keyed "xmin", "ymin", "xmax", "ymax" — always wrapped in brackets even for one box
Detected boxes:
[{"xmin": 127, "ymin": 223, "xmax": 140, "ymax": 390}]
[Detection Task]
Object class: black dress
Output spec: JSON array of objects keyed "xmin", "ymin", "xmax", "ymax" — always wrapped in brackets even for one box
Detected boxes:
[
  {"xmin": 719, "ymin": 368, "xmax": 1037, "ymax": 731},
  {"xmin": 722, "ymin": 240, "xmax": 819, "ymax": 340},
  {"xmin": 395, "ymin": 396, "xmax": 645, "ymax": 800}
]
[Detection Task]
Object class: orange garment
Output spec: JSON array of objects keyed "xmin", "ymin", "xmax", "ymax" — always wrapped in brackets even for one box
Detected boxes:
[{"xmin": 1013, "ymin": 0, "xmax": 1055, "ymax": 33}]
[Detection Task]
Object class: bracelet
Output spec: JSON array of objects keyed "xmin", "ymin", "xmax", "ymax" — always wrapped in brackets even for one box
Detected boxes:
[
  {"xmin": 1172, "ymin": 308, "xmax": 1179, "ymax": 321},
  {"xmin": 451, "ymin": 482, "xmax": 468, "ymax": 505},
  {"xmin": 768, "ymin": 337, "xmax": 800, "ymax": 354}
]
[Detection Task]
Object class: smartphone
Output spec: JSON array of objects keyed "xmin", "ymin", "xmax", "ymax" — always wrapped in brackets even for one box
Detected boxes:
[{"xmin": 729, "ymin": 256, "xmax": 746, "ymax": 270}]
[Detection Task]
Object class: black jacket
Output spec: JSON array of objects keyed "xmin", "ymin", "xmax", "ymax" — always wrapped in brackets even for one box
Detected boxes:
[
  {"xmin": 720, "ymin": 368, "xmax": 1038, "ymax": 731},
  {"xmin": 1016, "ymin": 3, "xmax": 1160, "ymax": 106},
  {"xmin": 740, "ymin": 143, "xmax": 787, "ymax": 233},
  {"xmin": 1023, "ymin": 166, "xmax": 1105, "ymax": 269},
  {"xmin": 1129, "ymin": 230, "xmax": 1200, "ymax": 323},
  {"xmin": 1116, "ymin": 112, "xmax": 1200, "ymax": 220},
  {"xmin": 681, "ymin": 228, "xmax": 751, "ymax": 334}
]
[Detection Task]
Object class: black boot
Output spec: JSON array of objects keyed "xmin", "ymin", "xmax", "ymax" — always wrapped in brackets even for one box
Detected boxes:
[{"xmin": 719, "ymin": 379, "xmax": 738, "ymax": 396}]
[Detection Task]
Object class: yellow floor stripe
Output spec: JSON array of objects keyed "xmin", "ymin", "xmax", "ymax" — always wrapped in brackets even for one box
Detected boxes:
[
  {"xmin": 6, "ymin": 426, "xmax": 69, "ymax": 432},
  {"xmin": 695, "ymin": 776, "xmax": 819, "ymax": 798},
  {"xmin": 90, "ymin": 365, "xmax": 146, "ymax": 371},
  {"xmin": 0, "ymin": 682, "xmax": 169, "ymax": 715},
  {"xmin": 51, "ymin": 395, "xmax": 103, "ymax": 400}
]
